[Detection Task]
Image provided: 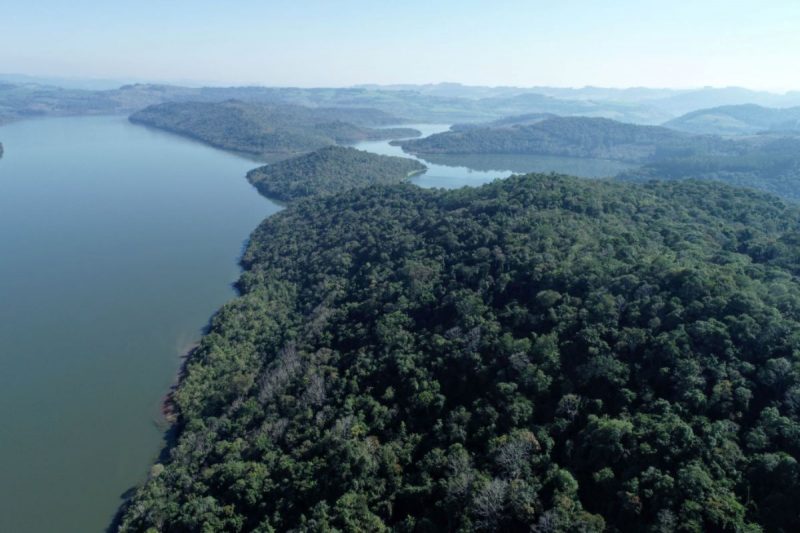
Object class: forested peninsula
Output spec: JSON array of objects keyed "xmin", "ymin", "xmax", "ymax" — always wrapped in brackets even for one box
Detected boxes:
[
  {"xmin": 119, "ymin": 174, "xmax": 800, "ymax": 532},
  {"xmin": 129, "ymin": 101, "xmax": 421, "ymax": 158},
  {"xmin": 394, "ymin": 116, "xmax": 737, "ymax": 162},
  {"xmin": 246, "ymin": 146, "xmax": 426, "ymax": 202}
]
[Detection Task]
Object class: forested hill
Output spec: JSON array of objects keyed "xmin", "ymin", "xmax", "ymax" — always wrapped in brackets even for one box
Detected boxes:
[
  {"xmin": 128, "ymin": 101, "xmax": 421, "ymax": 158},
  {"xmin": 119, "ymin": 174, "xmax": 800, "ymax": 532},
  {"xmin": 395, "ymin": 116, "xmax": 737, "ymax": 162},
  {"xmin": 619, "ymin": 135, "xmax": 800, "ymax": 202},
  {"xmin": 246, "ymin": 146, "xmax": 426, "ymax": 201},
  {"xmin": 665, "ymin": 104, "xmax": 800, "ymax": 135}
]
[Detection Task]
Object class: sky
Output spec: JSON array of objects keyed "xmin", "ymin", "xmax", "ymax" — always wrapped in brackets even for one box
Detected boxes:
[{"xmin": 1, "ymin": 0, "xmax": 799, "ymax": 91}]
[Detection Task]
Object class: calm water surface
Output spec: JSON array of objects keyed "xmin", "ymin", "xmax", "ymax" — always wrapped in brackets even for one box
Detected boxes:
[
  {"xmin": 0, "ymin": 118, "xmax": 628, "ymax": 532},
  {"xmin": 0, "ymin": 116, "xmax": 278, "ymax": 532}
]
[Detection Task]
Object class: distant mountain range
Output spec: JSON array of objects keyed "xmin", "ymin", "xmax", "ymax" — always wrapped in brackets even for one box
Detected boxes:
[
  {"xmin": 3, "ymin": 78, "xmax": 799, "ymax": 127},
  {"xmin": 358, "ymin": 83, "xmax": 800, "ymax": 116},
  {"xmin": 0, "ymin": 82, "xmax": 669, "ymax": 125},
  {"xmin": 3, "ymin": 77, "xmax": 800, "ymax": 133}
]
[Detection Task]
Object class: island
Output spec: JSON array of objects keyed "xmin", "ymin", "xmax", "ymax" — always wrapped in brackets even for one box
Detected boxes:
[
  {"xmin": 246, "ymin": 145, "xmax": 426, "ymax": 202},
  {"xmin": 118, "ymin": 174, "xmax": 800, "ymax": 532},
  {"xmin": 129, "ymin": 100, "xmax": 421, "ymax": 158}
]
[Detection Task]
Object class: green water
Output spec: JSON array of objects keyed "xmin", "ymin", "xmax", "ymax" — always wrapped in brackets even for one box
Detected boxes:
[{"xmin": 0, "ymin": 116, "xmax": 279, "ymax": 532}]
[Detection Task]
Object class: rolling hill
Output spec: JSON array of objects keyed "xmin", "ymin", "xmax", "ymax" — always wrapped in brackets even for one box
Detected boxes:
[
  {"xmin": 129, "ymin": 101, "xmax": 421, "ymax": 158},
  {"xmin": 665, "ymin": 104, "xmax": 800, "ymax": 135}
]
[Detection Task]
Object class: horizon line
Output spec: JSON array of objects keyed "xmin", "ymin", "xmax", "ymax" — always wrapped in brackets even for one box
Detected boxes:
[{"xmin": 1, "ymin": 72, "xmax": 798, "ymax": 95}]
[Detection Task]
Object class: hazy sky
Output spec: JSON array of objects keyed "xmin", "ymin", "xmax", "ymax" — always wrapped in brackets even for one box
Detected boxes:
[{"xmin": 2, "ymin": 0, "xmax": 799, "ymax": 90}]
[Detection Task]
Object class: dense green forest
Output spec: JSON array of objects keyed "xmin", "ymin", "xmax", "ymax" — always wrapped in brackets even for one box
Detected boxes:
[
  {"xmin": 128, "ymin": 101, "xmax": 420, "ymax": 157},
  {"xmin": 119, "ymin": 174, "xmax": 800, "ymax": 532},
  {"xmin": 619, "ymin": 136, "xmax": 800, "ymax": 201},
  {"xmin": 395, "ymin": 117, "xmax": 739, "ymax": 163},
  {"xmin": 665, "ymin": 104, "xmax": 800, "ymax": 135},
  {"xmin": 246, "ymin": 146, "xmax": 426, "ymax": 202}
]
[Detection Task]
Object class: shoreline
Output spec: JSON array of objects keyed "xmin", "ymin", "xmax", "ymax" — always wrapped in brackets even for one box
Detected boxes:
[
  {"xmin": 159, "ymin": 343, "xmax": 198, "ymax": 425},
  {"xmin": 132, "ymin": 122, "xmax": 440, "ymax": 526}
]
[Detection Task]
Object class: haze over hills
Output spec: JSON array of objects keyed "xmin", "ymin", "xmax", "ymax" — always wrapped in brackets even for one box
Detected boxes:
[
  {"xmin": 4, "ymin": 78, "xmax": 800, "ymax": 127},
  {"xmin": 358, "ymin": 83, "xmax": 800, "ymax": 116},
  {"xmin": 665, "ymin": 104, "xmax": 800, "ymax": 135},
  {"xmin": 0, "ymin": 82, "xmax": 122, "ymax": 124},
  {"xmin": 650, "ymin": 87, "xmax": 800, "ymax": 116},
  {"xmin": 1, "ymin": 81, "xmax": 666, "ymax": 125}
]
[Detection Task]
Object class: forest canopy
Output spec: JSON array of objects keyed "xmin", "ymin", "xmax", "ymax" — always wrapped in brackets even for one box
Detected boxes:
[{"xmin": 119, "ymin": 174, "xmax": 800, "ymax": 532}]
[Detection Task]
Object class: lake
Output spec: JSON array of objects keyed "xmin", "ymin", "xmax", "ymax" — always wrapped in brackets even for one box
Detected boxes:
[
  {"xmin": 0, "ymin": 117, "xmax": 631, "ymax": 532},
  {"xmin": 0, "ymin": 116, "xmax": 279, "ymax": 532}
]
